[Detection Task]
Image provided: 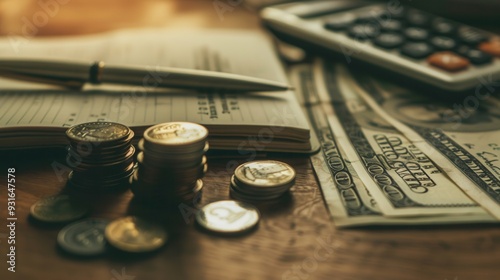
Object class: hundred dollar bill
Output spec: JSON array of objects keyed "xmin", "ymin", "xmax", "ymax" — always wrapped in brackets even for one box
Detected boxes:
[
  {"xmin": 332, "ymin": 60, "xmax": 500, "ymax": 219},
  {"xmin": 290, "ymin": 64, "xmax": 495, "ymax": 226},
  {"xmin": 311, "ymin": 60, "xmax": 491, "ymax": 217}
]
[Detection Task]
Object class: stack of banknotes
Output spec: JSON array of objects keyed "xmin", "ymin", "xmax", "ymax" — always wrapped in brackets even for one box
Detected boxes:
[{"xmin": 290, "ymin": 59, "xmax": 500, "ymax": 227}]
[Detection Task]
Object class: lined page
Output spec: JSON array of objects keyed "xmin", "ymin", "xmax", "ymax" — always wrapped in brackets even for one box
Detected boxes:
[{"xmin": 0, "ymin": 29, "xmax": 309, "ymax": 135}]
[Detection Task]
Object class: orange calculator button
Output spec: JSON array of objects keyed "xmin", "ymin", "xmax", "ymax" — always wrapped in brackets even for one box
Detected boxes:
[
  {"xmin": 427, "ymin": 51, "xmax": 469, "ymax": 72},
  {"xmin": 479, "ymin": 39, "xmax": 500, "ymax": 57}
]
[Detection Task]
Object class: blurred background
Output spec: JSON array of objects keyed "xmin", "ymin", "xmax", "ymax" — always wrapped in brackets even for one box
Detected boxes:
[
  {"xmin": 0, "ymin": 0, "xmax": 498, "ymax": 37},
  {"xmin": 0, "ymin": 0, "xmax": 257, "ymax": 36}
]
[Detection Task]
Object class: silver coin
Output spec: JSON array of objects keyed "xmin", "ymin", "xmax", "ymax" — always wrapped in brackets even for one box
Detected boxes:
[
  {"xmin": 66, "ymin": 122, "xmax": 131, "ymax": 143},
  {"xmin": 230, "ymin": 186, "xmax": 259, "ymax": 202},
  {"xmin": 231, "ymin": 175, "xmax": 290, "ymax": 194},
  {"xmin": 230, "ymin": 176, "xmax": 287, "ymax": 199},
  {"xmin": 69, "ymin": 131, "xmax": 134, "ymax": 154},
  {"xmin": 143, "ymin": 122, "xmax": 208, "ymax": 148},
  {"xmin": 57, "ymin": 219, "xmax": 109, "ymax": 256},
  {"xmin": 196, "ymin": 200, "xmax": 260, "ymax": 234},
  {"xmin": 230, "ymin": 186, "xmax": 285, "ymax": 203},
  {"xmin": 234, "ymin": 160, "xmax": 295, "ymax": 188}
]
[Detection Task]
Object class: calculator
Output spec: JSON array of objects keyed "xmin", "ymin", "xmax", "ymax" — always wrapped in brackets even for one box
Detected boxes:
[{"xmin": 261, "ymin": 1, "xmax": 500, "ymax": 92}]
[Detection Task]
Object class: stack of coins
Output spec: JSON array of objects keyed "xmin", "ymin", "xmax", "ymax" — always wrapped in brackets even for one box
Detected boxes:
[
  {"xmin": 230, "ymin": 160, "xmax": 296, "ymax": 201},
  {"xmin": 130, "ymin": 122, "xmax": 209, "ymax": 203},
  {"xmin": 66, "ymin": 122, "xmax": 135, "ymax": 191}
]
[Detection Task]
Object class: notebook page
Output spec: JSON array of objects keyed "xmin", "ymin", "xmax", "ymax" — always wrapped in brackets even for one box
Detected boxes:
[{"xmin": 0, "ymin": 29, "xmax": 309, "ymax": 138}]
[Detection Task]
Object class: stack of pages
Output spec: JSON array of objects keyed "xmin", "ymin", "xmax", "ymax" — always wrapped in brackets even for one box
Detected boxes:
[{"xmin": 0, "ymin": 28, "xmax": 315, "ymax": 153}]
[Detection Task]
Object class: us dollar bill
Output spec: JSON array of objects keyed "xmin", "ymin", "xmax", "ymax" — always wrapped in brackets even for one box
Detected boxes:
[
  {"xmin": 290, "ymin": 64, "xmax": 495, "ymax": 226},
  {"xmin": 310, "ymin": 60, "xmax": 492, "ymax": 217},
  {"xmin": 333, "ymin": 60, "xmax": 500, "ymax": 219}
]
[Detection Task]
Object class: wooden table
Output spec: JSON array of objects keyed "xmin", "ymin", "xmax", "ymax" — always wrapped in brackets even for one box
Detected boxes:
[{"xmin": 1, "ymin": 1, "xmax": 499, "ymax": 280}]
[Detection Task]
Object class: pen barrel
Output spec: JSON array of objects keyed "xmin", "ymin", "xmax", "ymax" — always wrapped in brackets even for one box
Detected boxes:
[
  {"xmin": 0, "ymin": 60, "xmax": 92, "ymax": 82},
  {"xmin": 0, "ymin": 59, "xmax": 289, "ymax": 92},
  {"xmin": 100, "ymin": 65, "xmax": 289, "ymax": 92}
]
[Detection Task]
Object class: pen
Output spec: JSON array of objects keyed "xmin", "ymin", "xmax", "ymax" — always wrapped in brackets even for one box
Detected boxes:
[{"xmin": 0, "ymin": 59, "xmax": 291, "ymax": 92}]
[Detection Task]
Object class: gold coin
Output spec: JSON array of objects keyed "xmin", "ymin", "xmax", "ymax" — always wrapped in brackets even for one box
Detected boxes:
[
  {"xmin": 196, "ymin": 200, "xmax": 260, "ymax": 234},
  {"xmin": 143, "ymin": 122, "xmax": 208, "ymax": 147},
  {"xmin": 105, "ymin": 216, "xmax": 167, "ymax": 253},
  {"xmin": 234, "ymin": 160, "xmax": 296, "ymax": 188},
  {"xmin": 30, "ymin": 195, "xmax": 88, "ymax": 223}
]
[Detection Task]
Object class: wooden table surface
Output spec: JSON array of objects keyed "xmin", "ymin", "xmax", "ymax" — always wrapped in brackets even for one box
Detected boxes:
[{"xmin": 1, "ymin": 1, "xmax": 499, "ymax": 280}]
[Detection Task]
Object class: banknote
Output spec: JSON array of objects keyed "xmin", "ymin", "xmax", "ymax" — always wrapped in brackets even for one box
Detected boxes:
[
  {"xmin": 309, "ymin": 60, "xmax": 491, "ymax": 217},
  {"xmin": 290, "ymin": 64, "xmax": 495, "ymax": 226},
  {"xmin": 336, "ymin": 60, "xmax": 500, "ymax": 219}
]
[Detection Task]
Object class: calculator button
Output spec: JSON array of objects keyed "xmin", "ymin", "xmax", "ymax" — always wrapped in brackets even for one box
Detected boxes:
[
  {"xmin": 478, "ymin": 39, "xmax": 500, "ymax": 57},
  {"xmin": 405, "ymin": 10, "xmax": 431, "ymax": 27},
  {"xmin": 400, "ymin": 42, "xmax": 434, "ymax": 59},
  {"xmin": 427, "ymin": 51, "xmax": 469, "ymax": 72},
  {"xmin": 431, "ymin": 19, "xmax": 457, "ymax": 35},
  {"xmin": 404, "ymin": 27, "xmax": 430, "ymax": 41},
  {"xmin": 381, "ymin": 19, "xmax": 404, "ymax": 32},
  {"xmin": 430, "ymin": 36, "xmax": 457, "ymax": 51},
  {"xmin": 324, "ymin": 14, "xmax": 356, "ymax": 31},
  {"xmin": 347, "ymin": 23, "xmax": 380, "ymax": 39},
  {"xmin": 373, "ymin": 33, "xmax": 405, "ymax": 49},
  {"xmin": 456, "ymin": 45, "xmax": 493, "ymax": 65},
  {"xmin": 457, "ymin": 26, "xmax": 488, "ymax": 45}
]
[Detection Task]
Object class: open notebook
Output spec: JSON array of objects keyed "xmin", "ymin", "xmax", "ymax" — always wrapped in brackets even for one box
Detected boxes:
[{"xmin": 0, "ymin": 28, "xmax": 316, "ymax": 153}]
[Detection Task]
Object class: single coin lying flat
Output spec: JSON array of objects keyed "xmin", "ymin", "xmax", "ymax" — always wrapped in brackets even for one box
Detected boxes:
[{"xmin": 196, "ymin": 200, "xmax": 260, "ymax": 234}]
